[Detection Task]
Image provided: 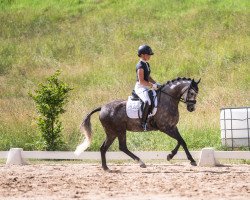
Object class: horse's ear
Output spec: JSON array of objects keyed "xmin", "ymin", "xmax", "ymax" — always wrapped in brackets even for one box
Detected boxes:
[{"xmin": 196, "ymin": 78, "xmax": 201, "ymax": 84}]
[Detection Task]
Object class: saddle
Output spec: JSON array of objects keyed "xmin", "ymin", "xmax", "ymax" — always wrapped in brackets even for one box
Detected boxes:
[
  {"xmin": 131, "ymin": 90, "xmax": 155, "ymax": 114},
  {"xmin": 126, "ymin": 90, "xmax": 157, "ymax": 119}
]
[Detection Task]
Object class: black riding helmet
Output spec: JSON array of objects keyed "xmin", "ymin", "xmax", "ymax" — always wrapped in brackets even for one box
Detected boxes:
[{"xmin": 137, "ymin": 45, "xmax": 154, "ymax": 57}]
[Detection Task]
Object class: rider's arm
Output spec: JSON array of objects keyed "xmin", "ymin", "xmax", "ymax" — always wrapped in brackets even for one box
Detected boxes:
[
  {"xmin": 137, "ymin": 69, "xmax": 153, "ymax": 88},
  {"xmin": 148, "ymin": 76, "xmax": 156, "ymax": 84}
]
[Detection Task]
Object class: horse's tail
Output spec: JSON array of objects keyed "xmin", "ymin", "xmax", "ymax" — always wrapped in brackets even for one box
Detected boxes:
[{"xmin": 74, "ymin": 107, "xmax": 102, "ymax": 156}]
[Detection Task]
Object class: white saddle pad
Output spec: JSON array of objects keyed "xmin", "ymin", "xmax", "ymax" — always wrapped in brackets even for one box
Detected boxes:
[{"xmin": 126, "ymin": 96, "xmax": 157, "ymax": 119}]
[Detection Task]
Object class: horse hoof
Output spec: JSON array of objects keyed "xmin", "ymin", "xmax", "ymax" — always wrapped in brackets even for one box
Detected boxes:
[
  {"xmin": 140, "ymin": 163, "xmax": 147, "ymax": 168},
  {"xmin": 103, "ymin": 167, "xmax": 111, "ymax": 172},
  {"xmin": 190, "ymin": 161, "xmax": 197, "ymax": 166},
  {"xmin": 138, "ymin": 160, "xmax": 146, "ymax": 168},
  {"xmin": 167, "ymin": 154, "xmax": 172, "ymax": 161}
]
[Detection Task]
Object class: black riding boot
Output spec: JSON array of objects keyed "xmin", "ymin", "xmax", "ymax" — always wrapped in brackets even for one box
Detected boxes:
[{"xmin": 141, "ymin": 102, "xmax": 150, "ymax": 131}]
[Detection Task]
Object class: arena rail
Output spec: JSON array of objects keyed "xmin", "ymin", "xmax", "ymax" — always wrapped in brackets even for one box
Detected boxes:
[{"xmin": 0, "ymin": 150, "xmax": 249, "ymax": 160}]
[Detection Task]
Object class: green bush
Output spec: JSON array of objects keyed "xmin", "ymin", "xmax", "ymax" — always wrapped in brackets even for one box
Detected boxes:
[{"xmin": 30, "ymin": 70, "xmax": 72, "ymax": 150}]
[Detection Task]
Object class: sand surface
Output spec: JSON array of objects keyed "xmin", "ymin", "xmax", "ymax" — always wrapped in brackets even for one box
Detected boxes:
[{"xmin": 0, "ymin": 162, "xmax": 249, "ymax": 200}]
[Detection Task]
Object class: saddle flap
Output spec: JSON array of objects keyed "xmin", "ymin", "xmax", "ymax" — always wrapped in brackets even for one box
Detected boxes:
[
  {"xmin": 126, "ymin": 95, "xmax": 158, "ymax": 119},
  {"xmin": 127, "ymin": 96, "xmax": 141, "ymax": 110}
]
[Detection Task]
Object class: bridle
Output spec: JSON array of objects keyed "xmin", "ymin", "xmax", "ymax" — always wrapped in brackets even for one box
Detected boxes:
[{"xmin": 157, "ymin": 83, "xmax": 197, "ymax": 105}]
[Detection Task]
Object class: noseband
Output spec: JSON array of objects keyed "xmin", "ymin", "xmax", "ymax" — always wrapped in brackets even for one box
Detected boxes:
[{"xmin": 183, "ymin": 85, "xmax": 197, "ymax": 105}]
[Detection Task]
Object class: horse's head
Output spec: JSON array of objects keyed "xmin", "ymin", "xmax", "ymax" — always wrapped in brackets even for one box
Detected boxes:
[
  {"xmin": 159, "ymin": 77, "xmax": 201, "ymax": 112},
  {"xmin": 182, "ymin": 78, "xmax": 201, "ymax": 112}
]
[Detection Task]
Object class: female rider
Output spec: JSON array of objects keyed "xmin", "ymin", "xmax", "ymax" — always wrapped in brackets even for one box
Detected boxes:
[{"xmin": 134, "ymin": 45, "xmax": 160, "ymax": 131}]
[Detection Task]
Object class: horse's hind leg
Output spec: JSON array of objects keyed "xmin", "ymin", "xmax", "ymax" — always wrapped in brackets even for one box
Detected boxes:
[
  {"xmin": 118, "ymin": 133, "xmax": 146, "ymax": 168},
  {"xmin": 100, "ymin": 135, "xmax": 116, "ymax": 171}
]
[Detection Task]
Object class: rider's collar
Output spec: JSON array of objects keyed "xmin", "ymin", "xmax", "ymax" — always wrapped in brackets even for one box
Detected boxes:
[{"xmin": 140, "ymin": 59, "xmax": 147, "ymax": 63}]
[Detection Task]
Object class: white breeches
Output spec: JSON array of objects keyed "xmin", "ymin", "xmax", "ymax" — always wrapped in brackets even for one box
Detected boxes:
[{"xmin": 134, "ymin": 82, "xmax": 156, "ymax": 105}]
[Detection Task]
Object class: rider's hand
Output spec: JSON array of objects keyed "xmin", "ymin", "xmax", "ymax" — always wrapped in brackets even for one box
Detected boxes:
[
  {"xmin": 152, "ymin": 83, "xmax": 158, "ymax": 90},
  {"xmin": 156, "ymin": 82, "xmax": 162, "ymax": 89}
]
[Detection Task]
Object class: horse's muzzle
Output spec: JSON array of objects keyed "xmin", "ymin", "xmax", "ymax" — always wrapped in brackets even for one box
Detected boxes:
[{"xmin": 187, "ymin": 104, "xmax": 196, "ymax": 112}]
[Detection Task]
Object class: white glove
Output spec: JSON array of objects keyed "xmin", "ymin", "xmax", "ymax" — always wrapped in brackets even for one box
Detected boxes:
[
  {"xmin": 152, "ymin": 83, "xmax": 158, "ymax": 90},
  {"xmin": 156, "ymin": 82, "xmax": 162, "ymax": 88}
]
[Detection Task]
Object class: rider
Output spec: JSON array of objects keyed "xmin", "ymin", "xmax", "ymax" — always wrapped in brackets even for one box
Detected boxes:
[{"xmin": 134, "ymin": 44, "xmax": 160, "ymax": 131}]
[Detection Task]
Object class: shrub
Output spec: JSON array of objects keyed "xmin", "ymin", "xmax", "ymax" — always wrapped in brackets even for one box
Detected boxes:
[{"xmin": 30, "ymin": 70, "xmax": 72, "ymax": 150}]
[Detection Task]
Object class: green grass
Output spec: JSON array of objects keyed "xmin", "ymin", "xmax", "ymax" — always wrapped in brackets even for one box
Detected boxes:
[{"xmin": 0, "ymin": 0, "xmax": 249, "ymax": 151}]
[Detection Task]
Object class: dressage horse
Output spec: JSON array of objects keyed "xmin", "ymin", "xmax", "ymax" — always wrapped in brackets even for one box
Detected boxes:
[{"xmin": 75, "ymin": 77, "xmax": 200, "ymax": 171}]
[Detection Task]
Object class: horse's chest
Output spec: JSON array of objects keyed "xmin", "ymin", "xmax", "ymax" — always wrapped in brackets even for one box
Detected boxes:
[{"xmin": 166, "ymin": 113, "xmax": 179, "ymax": 124}]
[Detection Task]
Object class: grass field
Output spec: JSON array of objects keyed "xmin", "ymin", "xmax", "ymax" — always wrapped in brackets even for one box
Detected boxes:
[{"xmin": 0, "ymin": 0, "xmax": 249, "ymax": 151}]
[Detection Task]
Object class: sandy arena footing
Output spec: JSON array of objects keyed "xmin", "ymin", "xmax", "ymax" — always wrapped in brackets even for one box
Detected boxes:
[{"xmin": 0, "ymin": 162, "xmax": 249, "ymax": 200}]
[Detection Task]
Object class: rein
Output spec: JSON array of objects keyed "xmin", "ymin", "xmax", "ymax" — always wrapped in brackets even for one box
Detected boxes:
[{"xmin": 157, "ymin": 87, "xmax": 186, "ymax": 103}]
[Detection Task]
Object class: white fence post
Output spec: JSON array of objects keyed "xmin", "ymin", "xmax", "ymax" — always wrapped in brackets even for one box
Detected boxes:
[
  {"xmin": 198, "ymin": 148, "xmax": 220, "ymax": 167},
  {"xmin": 6, "ymin": 148, "xmax": 28, "ymax": 165}
]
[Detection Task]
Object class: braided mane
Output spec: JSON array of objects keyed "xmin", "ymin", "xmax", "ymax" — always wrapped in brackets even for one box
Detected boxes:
[{"xmin": 164, "ymin": 77, "xmax": 192, "ymax": 86}]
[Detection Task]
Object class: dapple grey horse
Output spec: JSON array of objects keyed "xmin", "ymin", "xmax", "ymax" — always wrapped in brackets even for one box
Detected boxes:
[{"xmin": 75, "ymin": 77, "xmax": 200, "ymax": 171}]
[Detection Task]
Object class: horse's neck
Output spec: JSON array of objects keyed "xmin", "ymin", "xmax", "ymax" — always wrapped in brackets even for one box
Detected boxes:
[
  {"xmin": 156, "ymin": 80, "xmax": 190, "ymax": 118},
  {"xmin": 165, "ymin": 81, "xmax": 190, "ymax": 97},
  {"xmin": 158, "ymin": 81, "xmax": 190, "ymax": 107}
]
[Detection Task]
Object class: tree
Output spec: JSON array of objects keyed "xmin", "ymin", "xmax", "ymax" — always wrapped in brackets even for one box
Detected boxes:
[{"xmin": 30, "ymin": 70, "xmax": 72, "ymax": 150}]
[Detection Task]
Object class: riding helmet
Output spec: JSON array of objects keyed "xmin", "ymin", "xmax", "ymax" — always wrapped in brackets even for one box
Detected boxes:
[{"xmin": 137, "ymin": 45, "xmax": 154, "ymax": 56}]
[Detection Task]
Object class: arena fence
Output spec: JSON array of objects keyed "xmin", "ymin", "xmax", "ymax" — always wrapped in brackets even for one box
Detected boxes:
[{"xmin": 0, "ymin": 150, "xmax": 249, "ymax": 160}]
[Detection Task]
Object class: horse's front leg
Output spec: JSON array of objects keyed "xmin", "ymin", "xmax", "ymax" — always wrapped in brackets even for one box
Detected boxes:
[
  {"xmin": 167, "ymin": 142, "xmax": 181, "ymax": 161},
  {"xmin": 163, "ymin": 127, "xmax": 197, "ymax": 166}
]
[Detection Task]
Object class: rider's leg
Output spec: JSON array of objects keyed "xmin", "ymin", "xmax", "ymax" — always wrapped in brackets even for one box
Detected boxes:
[
  {"xmin": 134, "ymin": 83, "xmax": 151, "ymax": 130},
  {"xmin": 141, "ymin": 100, "xmax": 150, "ymax": 131}
]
